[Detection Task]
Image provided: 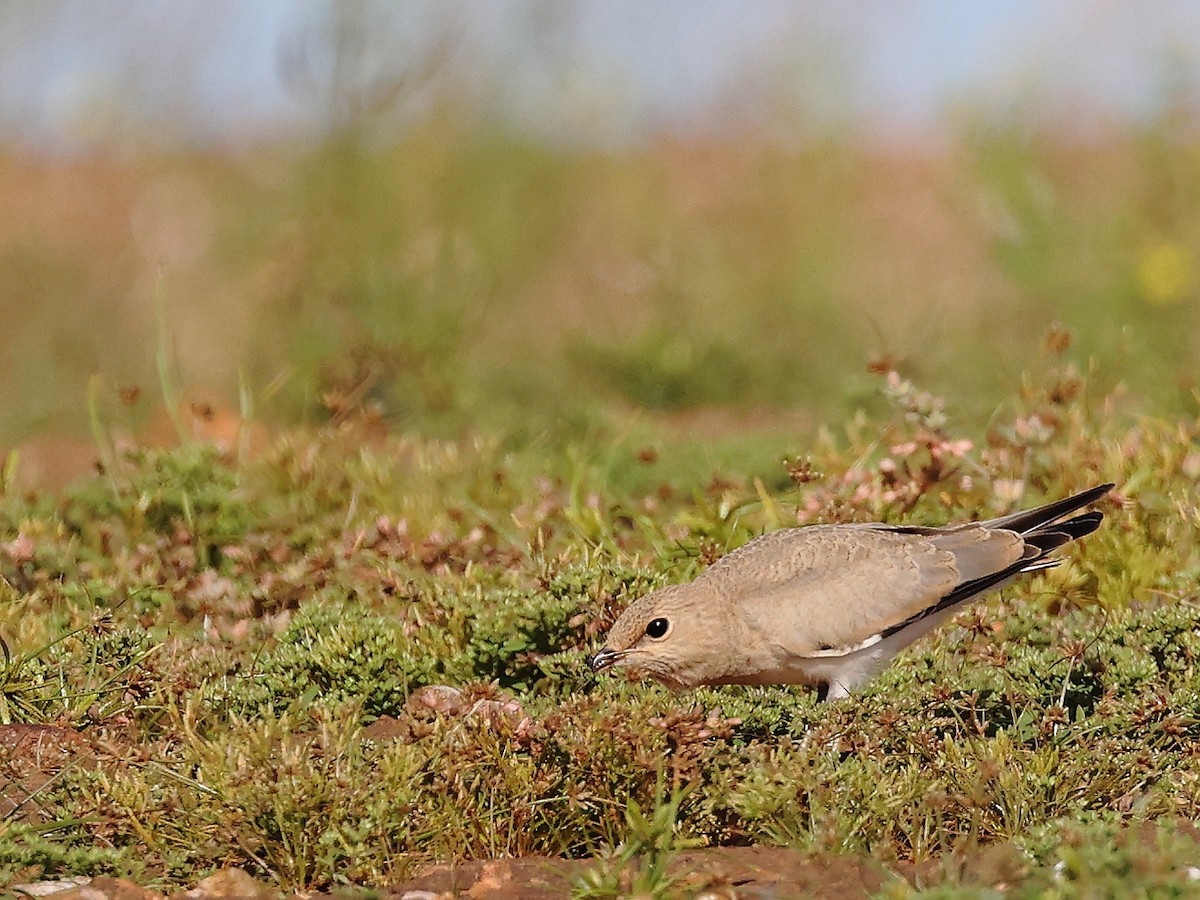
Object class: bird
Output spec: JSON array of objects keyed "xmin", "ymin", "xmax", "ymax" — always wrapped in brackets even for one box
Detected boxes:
[{"xmin": 591, "ymin": 484, "xmax": 1113, "ymax": 700}]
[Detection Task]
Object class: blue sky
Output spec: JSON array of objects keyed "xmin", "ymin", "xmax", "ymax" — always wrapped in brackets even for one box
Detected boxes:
[{"xmin": 2, "ymin": 1, "xmax": 1199, "ymax": 148}]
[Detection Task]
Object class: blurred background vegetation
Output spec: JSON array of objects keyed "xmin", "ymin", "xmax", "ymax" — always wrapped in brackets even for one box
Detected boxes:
[{"xmin": 2, "ymin": 1, "xmax": 1199, "ymax": 484}]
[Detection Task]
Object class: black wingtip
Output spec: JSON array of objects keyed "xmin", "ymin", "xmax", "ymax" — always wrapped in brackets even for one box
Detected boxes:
[
  {"xmin": 985, "ymin": 483, "xmax": 1114, "ymax": 535},
  {"xmin": 1026, "ymin": 510, "xmax": 1105, "ymax": 548},
  {"xmin": 1053, "ymin": 483, "xmax": 1115, "ymax": 512},
  {"xmin": 1079, "ymin": 483, "xmax": 1116, "ymax": 504},
  {"xmin": 1058, "ymin": 510, "xmax": 1105, "ymax": 539}
]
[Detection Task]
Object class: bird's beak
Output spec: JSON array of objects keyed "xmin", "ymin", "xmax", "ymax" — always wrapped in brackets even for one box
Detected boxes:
[{"xmin": 590, "ymin": 647, "xmax": 622, "ymax": 672}]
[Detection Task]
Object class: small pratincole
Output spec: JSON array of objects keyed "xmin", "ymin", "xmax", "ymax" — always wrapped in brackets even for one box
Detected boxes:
[{"xmin": 591, "ymin": 484, "xmax": 1113, "ymax": 700}]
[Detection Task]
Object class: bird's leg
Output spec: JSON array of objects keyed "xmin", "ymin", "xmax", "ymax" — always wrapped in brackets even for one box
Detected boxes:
[{"xmin": 818, "ymin": 680, "xmax": 851, "ymax": 702}]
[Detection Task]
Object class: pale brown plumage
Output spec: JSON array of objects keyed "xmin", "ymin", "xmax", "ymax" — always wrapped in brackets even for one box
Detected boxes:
[{"xmin": 591, "ymin": 484, "xmax": 1112, "ymax": 700}]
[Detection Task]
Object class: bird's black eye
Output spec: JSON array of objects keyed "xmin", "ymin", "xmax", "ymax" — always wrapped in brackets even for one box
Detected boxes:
[{"xmin": 645, "ymin": 617, "xmax": 670, "ymax": 639}]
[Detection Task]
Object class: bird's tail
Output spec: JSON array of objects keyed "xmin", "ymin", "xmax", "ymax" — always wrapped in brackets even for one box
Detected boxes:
[{"xmin": 982, "ymin": 483, "xmax": 1114, "ymax": 537}]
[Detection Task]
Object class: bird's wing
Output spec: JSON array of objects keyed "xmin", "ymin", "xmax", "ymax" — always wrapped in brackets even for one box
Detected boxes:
[{"xmin": 699, "ymin": 523, "xmax": 1028, "ymax": 655}]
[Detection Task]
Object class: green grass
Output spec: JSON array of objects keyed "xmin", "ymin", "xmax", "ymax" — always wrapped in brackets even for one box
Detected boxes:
[{"xmin": 1, "ymin": 359, "xmax": 1199, "ymax": 894}]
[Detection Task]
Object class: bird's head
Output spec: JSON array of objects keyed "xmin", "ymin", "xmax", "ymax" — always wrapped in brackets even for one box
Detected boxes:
[{"xmin": 590, "ymin": 584, "xmax": 723, "ymax": 689}]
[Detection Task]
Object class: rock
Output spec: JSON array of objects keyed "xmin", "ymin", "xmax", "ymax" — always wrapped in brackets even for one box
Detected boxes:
[
  {"xmin": 8, "ymin": 877, "xmax": 91, "ymax": 897},
  {"xmin": 89, "ymin": 877, "xmax": 165, "ymax": 900},
  {"xmin": 407, "ymin": 685, "xmax": 465, "ymax": 715},
  {"xmin": 169, "ymin": 868, "xmax": 274, "ymax": 899},
  {"xmin": 9, "ymin": 877, "xmax": 164, "ymax": 900},
  {"xmin": 465, "ymin": 861, "xmax": 513, "ymax": 897},
  {"xmin": 35, "ymin": 889, "xmax": 109, "ymax": 900}
]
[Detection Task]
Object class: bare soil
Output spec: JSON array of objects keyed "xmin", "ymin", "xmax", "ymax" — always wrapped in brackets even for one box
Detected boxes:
[{"xmin": 378, "ymin": 847, "xmax": 903, "ymax": 898}]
